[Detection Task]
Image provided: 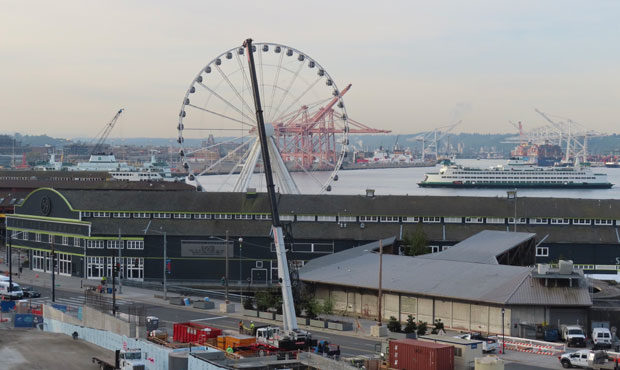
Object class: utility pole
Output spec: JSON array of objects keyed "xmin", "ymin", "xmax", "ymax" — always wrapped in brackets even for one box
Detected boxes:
[
  {"xmin": 118, "ymin": 228, "xmax": 122, "ymax": 294},
  {"xmin": 238, "ymin": 237, "xmax": 243, "ymax": 304},
  {"xmin": 163, "ymin": 231, "xmax": 167, "ymax": 300},
  {"xmin": 112, "ymin": 253, "xmax": 117, "ymax": 316},
  {"xmin": 377, "ymin": 239, "xmax": 383, "ymax": 326},
  {"xmin": 8, "ymin": 233, "xmax": 13, "ymax": 296},
  {"xmin": 51, "ymin": 242, "xmax": 56, "ymax": 302},
  {"xmin": 225, "ymin": 230, "xmax": 229, "ymax": 303}
]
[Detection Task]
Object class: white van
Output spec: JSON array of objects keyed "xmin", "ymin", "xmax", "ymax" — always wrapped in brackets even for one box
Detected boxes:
[
  {"xmin": 592, "ymin": 327, "xmax": 613, "ymax": 349},
  {"xmin": 0, "ymin": 281, "xmax": 24, "ymax": 300}
]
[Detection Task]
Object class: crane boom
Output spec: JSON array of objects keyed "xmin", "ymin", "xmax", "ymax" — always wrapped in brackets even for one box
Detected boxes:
[
  {"xmin": 92, "ymin": 108, "xmax": 124, "ymax": 154},
  {"xmin": 244, "ymin": 38, "xmax": 298, "ymax": 333}
]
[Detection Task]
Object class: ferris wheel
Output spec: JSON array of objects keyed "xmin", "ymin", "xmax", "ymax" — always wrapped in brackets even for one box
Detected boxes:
[{"xmin": 177, "ymin": 42, "xmax": 350, "ymax": 194}]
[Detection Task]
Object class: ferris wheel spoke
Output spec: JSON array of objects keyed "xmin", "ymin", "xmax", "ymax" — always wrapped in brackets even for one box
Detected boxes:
[
  {"xmin": 234, "ymin": 53, "xmax": 254, "ymax": 112},
  {"xmin": 196, "ymin": 82, "xmax": 256, "ymax": 125},
  {"xmin": 273, "ymin": 76, "xmax": 323, "ymax": 123},
  {"xmin": 186, "ymin": 104, "xmax": 254, "ymax": 128},
  {"xmin": 217, "ymin": 143, "xmax": 254, "ymax": 192},
  {"xmin": 258, "ymin": 48, "xmax": 266, "ymax": 115},
  {"xmin": 215, "ymin": 64, "xmax": 255, "ymax": 116},
  {"xmin": 269, "ymin": 61, "xmax": 304, "ymax": 123},
  {"xmin": 266, "ymin": 51, "xmax": 285, "ymax": 121},
  {"xmin": 184, "ymin": 136, "xmax": 248, "ymax": 156},
  {"xmin": 198, "ymin": 141, "xmax": 252, "ymax": 176}
]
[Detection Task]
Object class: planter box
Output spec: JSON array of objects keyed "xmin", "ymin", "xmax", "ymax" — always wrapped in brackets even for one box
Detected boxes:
[
  {"xmin": 327, "ymin": 321, "xmax": 353, "ymax": 331},
  {"xmin": 297, "ymin": 317, "xmax": 310, "ymax": 326},
  {"xmin": 258, "ymin": 311, "xmax": 276, "ymax": 320},
  {"xmin": 243, "ymin": 309, "xmax": 258, "ymax": 318},
  {"xmin": 193, "ymin": 301, "xmax": 215, "ymax": 309},
  {"xmin": 169, "ymin": 297, "xmax": 184, "ymax": 306},
  {"xmin": 310, "ymin": 319, "xmax": 327, "ymax": 328}
]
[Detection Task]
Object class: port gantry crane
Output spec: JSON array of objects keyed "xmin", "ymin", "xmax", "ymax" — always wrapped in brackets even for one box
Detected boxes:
[
  {"xmin": 243, "ymin": 38, "xmax": 310, "ymax": 347},
  {"xmin": 91, "ymin": 108, "xmax": 124, "ymax": 155}
]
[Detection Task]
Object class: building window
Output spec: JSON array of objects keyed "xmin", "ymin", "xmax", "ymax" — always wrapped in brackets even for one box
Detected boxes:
[
  {"xmin": 594, "ymin": 219, "xmax": 613, "ymax": 226},
  {"xmin": 296, "ymin": 215, "xmax": 316, "ymax": 222},
  {"xmin": 57, "ymin": 252, "xmax": 71, "ymax": 276},
  {"xmin": 551, "ymin": 218, "xmax": 570, "ymax": 225},
  {"xmin": 93, "ymin": 212, "xmax": 110, "ymax": 218},
  {"xmin": 35, "ymin": 233, "xmax": 42, "ymax": 242},
  {"xmin": 127, "ymin": 258, "xmax": 144, "ymax": 280},
  {"xmin": 255, "ymin": 214, "xmax": 271, "ymax": 220},
  {"xmin": 213, "ymin": 214, "xmax": 233, "ymax": 220},
  {"xmin": 88, "ymin": 240, "xmax": 105, "ymax": 249},
  {"xmin": 32, "ymin": 250, "xmax": 45, "ymax": 271},
  {"xmin": 74, "ymin": 238, "xmax": 81, "ymax": 248},
  {"xmin": 465, "ymin": 217, "xmax": 484, "ymax": 224},
  {"xmin": 359, "ymin": 215, "xmax": 378, "ymax": 223},
  {"xmin": 235, "ymin": 214, "xmax": 253, "ymax": 220},
  {"xmin": 486, "ymin": 217, "xmax": 505, "ymax": 224},
  {"xmin": 133, "ymin": 212, "xmax": 150, "ymax": 219},
  {"xmin": 113, "ymin": 212, "xmax": 130, "ymax": 218},
  {"xmin": 443, "ymin": 217, "xmax": 462, "ymax": 224},
  {"xmin": 279, "ymin": 215, "xmax": 294, "ymax": 221},
  {"xmin": 317, "ymin": 215, "xmax": 337, "ymax": 222},
  {"xmin": 422, "ymin": 216, "xmax": 441, "ymax": 223},
  {"xmin": 530, "ymin": 218, "xmax": 549, "ymax": 225},
  {"xmin": 22, "ymin": 232, "xmax": 29, "ymax": 240},
  {"xmin": 153, "ymin": 213, "xmax": 171, "ymax": 219},
  {"xmin": 573, "ymin": 219, "xmax": 591, "ymax": 225},
  {"xmin": 62, "ymin": 236, "xmax": 68, "ymax": 245},
  {"xmin": 126, "ymin": 240, "xmax": 144, "ymax": 250},
  {"xmin": 107, "ymin": 240, "xmax": 123, "ymax": 249},
  {"xmin": 106, "ymin": 257, "xmax": 124, "ymax": 279},
  {"xmin": 47, "ymin": 234, "xmax": 54, "ymax": 243},
  {"xmin": 173, "ymin": 213, "xmax": 192, "ymax": 219},
  {"xmin": 194, "ymin": 214, "xmax": 211, "ymax": 220},
  {"xmin": 536, "ymin": 247, "xmax": 549, "ymax": 257},
  {"xmin": 430, "ymin": 246, "xmax": 441, "ymax": 253},
  {"xmin": 338, "ymin": 216, "xmax": 356, "ymax": 222},
  {"xmin": 508, "ymin": 217, "xmax": 528, "ymax": 224},
  {"xmin": 87, "ymin": 257, "xmax": 105, "ymax": 279},
  {"xmin": 82, "ymin": 212, "xmax": 92, "ymax": 218},
  {"xmin": 402, "ymin": 216, "xmax": 420, "ymax": 223},
  {"xmin": 379, "ymin": 216, "xmax": 399, "ymax": 223}
]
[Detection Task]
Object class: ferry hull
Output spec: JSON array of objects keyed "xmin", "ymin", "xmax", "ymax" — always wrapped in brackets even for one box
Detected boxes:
[{"xmin": 418, "ymin": 182, "xmax": 613, "ymax": 189}]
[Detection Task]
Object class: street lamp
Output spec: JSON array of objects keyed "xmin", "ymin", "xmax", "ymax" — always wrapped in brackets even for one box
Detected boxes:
[
  {"xmin": 507, "ymin": 189, "xmax": 517, "ymax": 232},
  {"xmin": 209, "ymin": 231, "xmax": 230, "ymax": 303},
  {"xmin": 501, "ymin": 307, "xmax": 506, "ymax": 354},
  {"xmin": 143, "ymin": 222, "xmax": 167, "ymax": 300},
  {"xmin": 238, "ymin": 237, "xmax": 243, "ymax": 304}
]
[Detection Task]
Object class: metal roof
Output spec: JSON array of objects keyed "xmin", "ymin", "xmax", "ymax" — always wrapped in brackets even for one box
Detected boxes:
[
  {"xmin": 419, "ymin": 230, "xmax": 536, "ymax": 264},
  {"xmin": 299, "ymin": 234, "xmax": 592, "ymax": 307}
]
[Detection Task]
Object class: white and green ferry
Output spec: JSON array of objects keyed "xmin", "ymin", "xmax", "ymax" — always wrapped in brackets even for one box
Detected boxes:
[{"xmin": 419, "ymin": 160, "xmax": 613, "ymax": 189}]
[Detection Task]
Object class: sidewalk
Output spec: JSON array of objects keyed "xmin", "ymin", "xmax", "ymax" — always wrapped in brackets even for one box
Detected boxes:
[{"xmin": 0, "ymin": 256, "xmax": 385, "ymax": 341}]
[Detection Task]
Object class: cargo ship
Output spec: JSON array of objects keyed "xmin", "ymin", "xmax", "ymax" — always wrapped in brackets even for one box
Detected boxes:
[
  {"xmin": 511, "ymin": 142, "xmax": 563, "ymax": 167},
  {"xmin": 418, "ymin": 160, "xmax": 613, "ymax": 188}
]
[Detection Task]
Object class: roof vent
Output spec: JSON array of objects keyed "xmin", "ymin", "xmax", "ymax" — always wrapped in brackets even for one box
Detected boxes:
[
  {"xmin": 365, "ymin": 189, "xmax": 375, "ymax": 197},
  {"xmin": 558, "ymin": 260, "xmax": 574, "ymax": 275},
  {"xmin": 537, "ymin": 263, "xmax": 550, "ymax": 275}
]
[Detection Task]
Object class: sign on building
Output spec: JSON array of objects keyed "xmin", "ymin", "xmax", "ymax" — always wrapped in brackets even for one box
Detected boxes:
[{"xmin": 181, "ymin": 240, "xmax": 233, "ymax": 257}]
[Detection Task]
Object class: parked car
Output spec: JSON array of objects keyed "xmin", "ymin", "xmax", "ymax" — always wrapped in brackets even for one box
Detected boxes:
[
  {"xmin": 561, "ymin": 324, "xmax": 587, "ymax": 347},
  {"xmin": 0, "ymin": 281, "xmax": 24, "ymax": 300},
  {"xmin": 592, "ymin": 328, "xmax": 613, "ymax": 349},
  {"xmin": 454, "ymin": 332, "xmax": 498, "ymax": 353},
  {"xmin": 559, "ymin": 349, "xmax": 590, "ymax": 368},
  {"xmin": 21, "ymin": 286, "xmax": 41, "ymax": 298}
]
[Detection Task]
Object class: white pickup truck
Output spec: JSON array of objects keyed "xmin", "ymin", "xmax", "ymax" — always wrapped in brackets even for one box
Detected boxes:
[
  {"xmin": 561, "ymin": 325, "xmax": 587, "ymax": 347},
  {"xmin": 559, "ymin": 350, "xmax": 620, "ymax": 369},
  {"xmin": 454, "ymin": 333, "xmax": 498, "ymax": 353}
]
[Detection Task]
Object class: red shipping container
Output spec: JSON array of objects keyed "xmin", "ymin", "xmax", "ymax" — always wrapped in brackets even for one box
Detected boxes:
[
  {"xmin": 173, "ymin": 322, "xmax": 222, "ymax": 344},
  {"xmin": 389, "ymin": 339, "xmax": 454, "ymax": 370}
]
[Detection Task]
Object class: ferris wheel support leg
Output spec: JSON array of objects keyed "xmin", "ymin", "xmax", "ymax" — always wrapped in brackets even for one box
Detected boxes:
[
  {"xmin": 233, "ymin": 139, "xmax": 261, "ymax": 192},
  {"xmin": 268, "ymin": 137, "xmax": 300, "ymax": 194}
]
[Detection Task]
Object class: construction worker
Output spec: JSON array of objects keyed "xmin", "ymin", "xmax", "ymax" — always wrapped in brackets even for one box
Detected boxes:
[
  {"xmin": 226, "ymin": 346, "xmax": 233, "ymax": 355},
  {"xmin": 238, "ymin": 320, "xmax": 244, "ymax": 334},
  {"xmin": 250, "ymin": 321, "xmax": 255, "ymax": 335}
]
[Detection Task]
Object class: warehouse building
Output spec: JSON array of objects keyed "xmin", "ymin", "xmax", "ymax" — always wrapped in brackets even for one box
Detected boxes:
[
  {"xmin": 299, "ymin": 231, "xmax": 592, "ymax": 336},
  {"xmin": 5, "ymin": 187, "xmax": 619, "ymax": 283}
]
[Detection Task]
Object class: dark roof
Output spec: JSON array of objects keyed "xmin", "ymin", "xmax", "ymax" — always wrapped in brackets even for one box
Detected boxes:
[
  {"xmin": 0, "ymin": 180, "xmax": 193, "ymax": 191},
  {"xmin": 419, "ymin": 230, "xmax": 535, "ymax": 264},
  {"xmin": 32, "ymin": 190, "xmax": 620, "ymax": 219}
]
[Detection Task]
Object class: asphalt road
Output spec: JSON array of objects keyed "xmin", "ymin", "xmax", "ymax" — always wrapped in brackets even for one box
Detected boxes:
[{"xmin": 25, "ymin": 284, "xmax": 381, "ymax": 357}]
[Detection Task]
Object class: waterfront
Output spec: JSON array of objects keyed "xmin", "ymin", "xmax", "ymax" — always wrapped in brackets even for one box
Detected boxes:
[{"xmin": 199, "ymin": 159, "xmax": 620, "ymax": 198}]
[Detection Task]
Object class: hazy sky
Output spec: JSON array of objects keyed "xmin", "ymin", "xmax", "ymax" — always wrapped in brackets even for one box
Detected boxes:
[{"xmin": 1, "ymin": 0, "xmax": 619, "ymax": 138}]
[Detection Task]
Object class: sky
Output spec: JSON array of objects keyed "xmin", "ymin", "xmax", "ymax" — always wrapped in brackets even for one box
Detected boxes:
[{"xmin": 1, "ymin": 0, "xmax": 619, "ymax": 139}]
